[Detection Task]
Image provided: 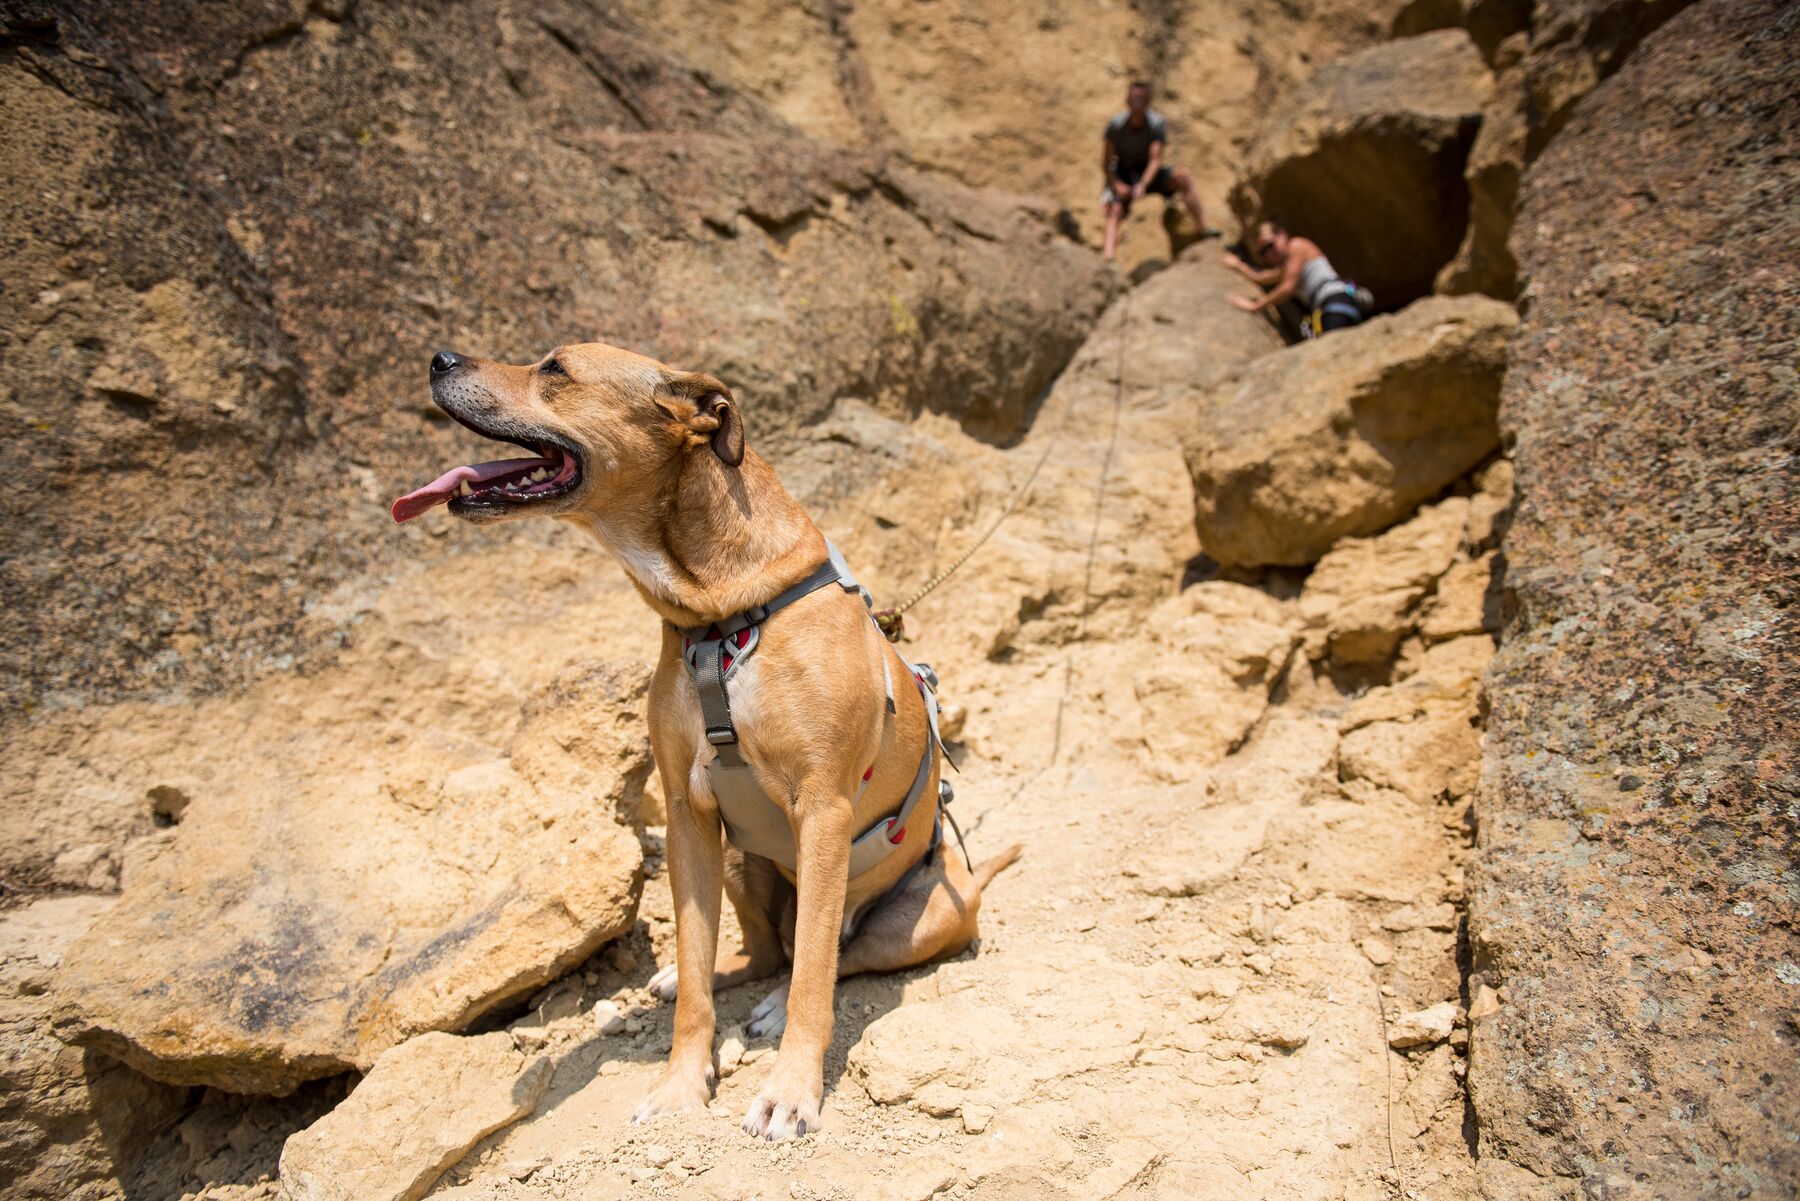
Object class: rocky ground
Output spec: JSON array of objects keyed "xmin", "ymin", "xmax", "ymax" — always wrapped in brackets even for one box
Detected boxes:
[
  {"xmin": 7, "ymin": 255, "xmax": 1507, "ymax": 1200},
  {"xmin": 3, "ymin": 1, "xmax": 1793, "ymax": 1199}
]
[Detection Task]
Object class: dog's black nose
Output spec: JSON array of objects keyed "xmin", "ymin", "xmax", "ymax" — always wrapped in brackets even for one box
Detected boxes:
[{"xmin": 430, "ymin": 350, "xmax": 464, "ymax": 375}]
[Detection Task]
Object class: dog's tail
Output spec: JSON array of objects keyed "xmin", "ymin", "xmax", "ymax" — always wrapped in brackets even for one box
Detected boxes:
[{"xmin": 971, "ymin": 843, "xmax": 1024, "ymax": 893}]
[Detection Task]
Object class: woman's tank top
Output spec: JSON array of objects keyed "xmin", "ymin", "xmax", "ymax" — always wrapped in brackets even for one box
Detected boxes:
[{"xmin": 1298, "ymin": 255, "xmax": 1346, "ymax": 309}]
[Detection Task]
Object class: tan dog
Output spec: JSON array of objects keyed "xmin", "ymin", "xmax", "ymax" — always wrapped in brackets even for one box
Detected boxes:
[{"xmin": 393, "ymin": 342, "xmax": 1019, "ymax": 1139}]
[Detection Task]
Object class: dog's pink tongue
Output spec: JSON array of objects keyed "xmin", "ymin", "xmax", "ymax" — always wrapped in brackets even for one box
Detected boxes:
[{"xmin": 390, "ymin": 458, "xmax": 546, "ymax": 523}]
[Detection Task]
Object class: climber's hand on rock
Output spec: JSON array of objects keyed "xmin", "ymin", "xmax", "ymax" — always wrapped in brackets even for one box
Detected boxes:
[{"xmin": 1228, "ymin": 294, "xmax": 1262, "ymax": 312}]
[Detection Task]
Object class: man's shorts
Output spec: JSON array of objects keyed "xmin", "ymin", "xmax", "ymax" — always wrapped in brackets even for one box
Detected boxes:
[{"xmin": 1102, "ymin": 165, "xmax": 1177, "ymax": 213}]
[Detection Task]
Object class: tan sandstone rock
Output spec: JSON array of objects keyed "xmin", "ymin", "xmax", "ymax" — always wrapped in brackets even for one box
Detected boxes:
[
  {"xmin": 1231, "ymin": 30, "xmax": 1492, "ymax": 307},
  {"xmin": 0, "ymin": 1, "xmax": 1112, "ymax": 715},
  {"xmin": 1126, "ymin": 583, "xmax": 1302, "ymax": 772},
  {"xmin": 1186, "ymin": 296, "xmax": 1516, "ymax": 567},
  {"xmin": 847, "ymin": 952, "xmax": 1147, "ymax": 1115},
  {"xmin": 279, "ymin": 1031, "xmax": 552, "ymax": 1201},
  {"xmin": 1464, "ymin": 457, "xmax": 1516, "ymax": 550},
  {"xmin": 1418, "ymin": 551, "xmax": 1502, "ymax": 643},
  {"xmin": 1300, "ymin": 497, "xmax": 1470, "ymax": 666},
  {"xmin": 1339, "ymin": 635, "xmax": 1494, "ymax": 804},
  {"xmin": 52, "ymin": 663, "xmax": 651, "ymax": 1094},
  {"xmin": 613, "ymin": 0, "xmax": 1395, "ymax": 271},
  {"xmin": 1392, "ymin": 0, "xmax": 1466, "ymax": 38},
  {"xmin": 1387, "ymin": 1001, "xmax": 1458, "ymax": 1048}
]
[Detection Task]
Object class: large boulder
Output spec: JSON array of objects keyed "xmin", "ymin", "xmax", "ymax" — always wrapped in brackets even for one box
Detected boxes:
[
  {"xmin": 1230, "ymin": 30, "xmax": 1492, "ymax": 308},
  {"xmin": 1467, "ymin": 0, "xmax": 1799, "ymax": 1193},
  {"xmin": 1184, "ymin": 295, "xmax": 1517, "ymax": 567},
  {"xmin": 0, "ymin": 0, "xmax": 1111, "ymax": 712},
  {"xmin": 51, "ymin": 662, "xmax": 652, "ymax": 1095}
]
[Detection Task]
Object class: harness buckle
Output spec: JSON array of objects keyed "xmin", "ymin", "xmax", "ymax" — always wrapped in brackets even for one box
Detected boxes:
[
  {"xmin": 705, "ymin": 726, "xmax": 738, "ymax": 747},
  {"xmin": 743, "ymin": 604, "xmax": 769, "ymax": 625}
]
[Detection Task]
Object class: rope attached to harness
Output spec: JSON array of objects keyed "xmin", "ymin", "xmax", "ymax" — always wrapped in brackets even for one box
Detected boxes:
[{"xmin": 870, "ymin": 372, "xmax": 1084, "ymax": 642}]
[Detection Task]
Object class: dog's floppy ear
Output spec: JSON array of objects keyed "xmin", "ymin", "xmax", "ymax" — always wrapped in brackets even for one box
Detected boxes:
[{"xmin": 667, "ymin": 371, "xmax": 744, "ymax": 467}]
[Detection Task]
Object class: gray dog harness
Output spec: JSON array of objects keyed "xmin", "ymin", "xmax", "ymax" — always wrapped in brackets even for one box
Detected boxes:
[{"xmin": 680, "ymin": 543, "xmax": 947, "ymax": 879}]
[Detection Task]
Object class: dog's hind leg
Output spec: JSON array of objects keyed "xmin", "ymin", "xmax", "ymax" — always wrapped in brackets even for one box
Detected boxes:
[
  {"xmin": 836, "ymin": 841, "xmax": 1022, "ymax": 980},
  {"xmin": 745, "ymin": 840, "xmax": 1025, "ymax": 1039},
  {"xmin": 720, "ymin": 846, "xmax": 791, "ymax": 982},
  {"xmin": 649, "ymin": 846, "xmax": 790, "ymax": 1001}
]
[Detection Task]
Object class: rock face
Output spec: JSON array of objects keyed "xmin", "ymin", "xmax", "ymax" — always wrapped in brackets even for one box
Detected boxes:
[
  {"xmin": 0, "ymin": 0, "xmax": 1110, "ymax": 711},
  {"xmin": 1523, "ymin": 0, "xmax": 1701, "ymax": 155},
  {"xmin": 612, "ymin": 0, "xmax": 1398, "ymax": 268},
  {"xmin": 1231, "ymin": 30, "xmax": 1492, "ymax": 307},
  {"xmin": 1436, "ymin": 33, "xmax": 1527, "ymax": 298},
  {"xmin": 1466, "ymin": 1, "xmax": 1799, "ymax": 1195},
  {"xmin": 280, "ymin": 1032, "xmax": 551, "ymax": 1201},
  {"xmin": 52, "ymin": 662, "xmax": 652, "ymax": 1095},
  {"xmin": 1184, "ymin": 294, "xmax": 1516, "ymax": 567}
]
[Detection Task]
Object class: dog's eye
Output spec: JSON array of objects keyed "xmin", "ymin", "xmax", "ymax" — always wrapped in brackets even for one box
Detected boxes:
[{"xmin": 539, "ymin": 358, "xmax": 567, "ymax": 376}]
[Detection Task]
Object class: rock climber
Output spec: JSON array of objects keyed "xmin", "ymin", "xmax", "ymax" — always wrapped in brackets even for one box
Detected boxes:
[
  {"xmin": 1223, "ymin": 220, "xmax": 1369, "ymax": 336},
  {"xmin": 1100, "ymin": 80, "xmax": 1216, "ymax": 260}
]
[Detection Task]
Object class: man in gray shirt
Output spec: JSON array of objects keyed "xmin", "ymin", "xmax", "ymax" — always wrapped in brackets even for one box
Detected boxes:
[{"xmin": 1100, "ymin": 81, "xmax": 1214, "ymax": 260}]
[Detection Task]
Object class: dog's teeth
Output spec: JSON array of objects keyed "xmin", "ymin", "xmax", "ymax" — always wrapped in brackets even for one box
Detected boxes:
[
  {"xmin": 457, "ymin": 481, "xmax": 472, "ymax": 497},
  {"xmin": 531, "ymin": 468, "xmax": 549, "ymax": 482}
]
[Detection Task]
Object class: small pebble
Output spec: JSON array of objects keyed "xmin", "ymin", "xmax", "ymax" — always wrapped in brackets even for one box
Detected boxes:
[
  {"xmin": 1361, "ymin": 936, "xmax": 1396, "ymax": 966},
  {"xmin": 717, "ymin": 1031, "xmax": 748, "ymax": 1077},
  {"xmin": 594, "ymin": 1000, "xmax": 627, "ymax": 1035}
]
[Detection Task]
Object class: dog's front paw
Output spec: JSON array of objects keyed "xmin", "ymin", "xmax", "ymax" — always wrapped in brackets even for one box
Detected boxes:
[
  {"xmin": 746, "ymin": 982, "xmax": 789, "ymax": 1038},
  {"xmin": 647, "ymin": 963, "xmax": 679, "ymax": 1002},
  {"xmin": 741, "ymin": 1068, "xmax": 822, "ymax": 1140},
  {"xmin": 632, "ymin": 1067, "xmax": 712, "ymax": 1124}
]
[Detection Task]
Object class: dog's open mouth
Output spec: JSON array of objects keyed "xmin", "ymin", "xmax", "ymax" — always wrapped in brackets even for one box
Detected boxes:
[{"xmin": 391, "ymin": 436, "xmax": 582, "ymax": 523}]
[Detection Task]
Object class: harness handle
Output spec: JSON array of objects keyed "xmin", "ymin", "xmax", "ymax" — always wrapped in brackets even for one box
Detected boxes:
[{"xmin": 872, "ymin": 609, "xmax": 905, "ymax": 643}]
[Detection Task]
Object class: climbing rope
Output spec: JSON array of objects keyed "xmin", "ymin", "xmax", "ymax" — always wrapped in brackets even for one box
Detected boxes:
[
  {"xmin": 1050, "ymin": 287, "xmax": 1130, "ymax": 764},
  {"xmin": 873, "ymin": 290, "xmax": 1132, "ymax": 644},
  {"xmin": 872, "ymin": 419, "xmax": 1068, "ymax": 641},
  {"xmin": 977, "ymin": 287, "xmax": 1135, "ymax": 823}
]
